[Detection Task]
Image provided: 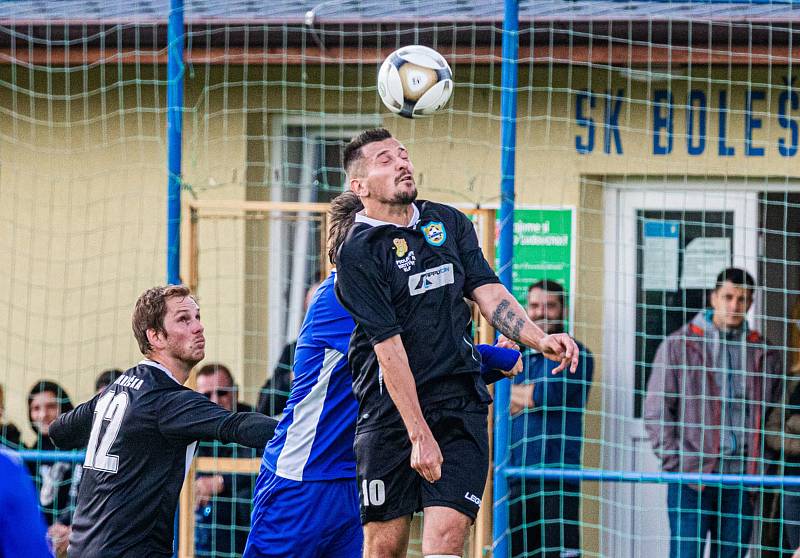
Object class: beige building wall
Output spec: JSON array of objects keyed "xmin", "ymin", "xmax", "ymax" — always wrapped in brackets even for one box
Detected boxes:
[
  {"xmin": 1, "ymin": 58, "xmax": 796, "ymax": 553},
  {"xmin": 0, "ymin": 65, "xmax": 168, "ymax": 444},
  {"xmin": 0, "ymin": 64, "xmax": 250, "ymax": 443}
]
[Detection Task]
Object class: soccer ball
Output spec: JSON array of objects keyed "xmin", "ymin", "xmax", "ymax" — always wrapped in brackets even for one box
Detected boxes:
[{"xmin": 377, "ymin": 45, "xmax": 454, "ymax": 119}]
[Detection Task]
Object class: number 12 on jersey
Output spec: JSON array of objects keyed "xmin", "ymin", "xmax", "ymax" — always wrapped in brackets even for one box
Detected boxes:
[{"xmin": 84, "ymin": 390, "xmax": 129, "ymax": 473}]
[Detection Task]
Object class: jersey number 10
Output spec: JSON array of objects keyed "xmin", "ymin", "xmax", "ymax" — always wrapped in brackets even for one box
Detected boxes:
[{"xmin": 84, "ymin": 391, "xmax": 129, "ymax": 473}]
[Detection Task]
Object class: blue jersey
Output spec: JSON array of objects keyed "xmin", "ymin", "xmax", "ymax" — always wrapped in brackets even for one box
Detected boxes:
[{"xmin": 262, "ymin": 272, "xmax": 357, "ymax": 481}]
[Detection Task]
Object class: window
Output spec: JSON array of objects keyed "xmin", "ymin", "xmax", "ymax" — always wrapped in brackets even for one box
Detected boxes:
[{"xmin": 266, "ymin": 115, "xmax": 381, "ymax": 368}]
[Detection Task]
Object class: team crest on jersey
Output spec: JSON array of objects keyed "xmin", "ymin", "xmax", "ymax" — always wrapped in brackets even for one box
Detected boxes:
[
  {"xmin": 393, "ymin": 238, "xmax": 409, "ymax": 257},
  {"xmin": 421, "ymin": 221, "xmax": 446, "ymax": 246}
]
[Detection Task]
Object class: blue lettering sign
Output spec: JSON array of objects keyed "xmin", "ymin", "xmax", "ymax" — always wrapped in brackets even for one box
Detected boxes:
[
  {"xmin": 686, "ymin": 90, "xmax": 707, "ymax": 156},
  {"xmin": 652, "ymin": 90, "xmax": 673, "ymax": 155},
  {"xmin": 745, "ymin": 89, "xmax": 765, "ymax": 156},
  {"xmin": 604, "ymin": 89, "xmax": 624, "ymax": 154},
  {"xmin": 575, "ymin": 90, "xmax": 595, "ymax": 154},
  {"xmin": 778, "ymin": 77, "xmax": 799, "ymax": 157},
  {"xmin": 718, "ymin": 90, "xmax": 735, "ymax": 156}
]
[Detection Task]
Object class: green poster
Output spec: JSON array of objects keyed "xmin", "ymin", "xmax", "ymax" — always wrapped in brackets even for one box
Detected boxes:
[{"xmin": 495, "ymin": 208, "xmax": 574, "ymax": 308}]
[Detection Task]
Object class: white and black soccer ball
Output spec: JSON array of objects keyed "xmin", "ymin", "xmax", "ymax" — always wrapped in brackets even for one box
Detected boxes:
[{"xmin": 377, "ymin": 45, "xmax": 454, "ymax": 119}]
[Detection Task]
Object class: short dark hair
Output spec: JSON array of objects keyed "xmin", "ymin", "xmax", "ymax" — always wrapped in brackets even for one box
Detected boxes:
[
  {"xmin": 715, "ymin": 267, "xmax": 756, "ymax": 290},
  {"xmin": 342, "ymin": 128, "xmax": 393, "ymax": 176},
  {"xmin": 327, "ymin": 191, "xmax": 364, "ymax": 265},
  {"xmin": 132, "ymin": 284, "xmax": 194, "ymax": 355},
  {"xmin": 95, "ymin": 368, "xmax": 123, "ymax": 391},
  {"xmin": 528, "ymin": 279, "xmax": 566, "ymax": 310},
  {"xmin": 196, "ymin": 363, "xmax": 235, "ymax": 387}
]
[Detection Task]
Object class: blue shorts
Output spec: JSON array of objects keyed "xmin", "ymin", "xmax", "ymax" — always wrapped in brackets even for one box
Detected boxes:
[{"xmin": 243, "ymin": 470, "xmax": 362, "ymax": 558}]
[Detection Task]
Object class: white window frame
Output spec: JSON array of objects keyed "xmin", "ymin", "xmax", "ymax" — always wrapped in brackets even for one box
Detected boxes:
[{"xmin": 601, "ymin": 178, "xmax": 770, "ymax": 558}]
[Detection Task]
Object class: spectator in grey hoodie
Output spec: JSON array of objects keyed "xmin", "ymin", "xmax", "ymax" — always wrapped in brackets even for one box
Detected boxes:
[{"xmin": 644, "ymin": 267, "xmax": 784, "ymax": 558}]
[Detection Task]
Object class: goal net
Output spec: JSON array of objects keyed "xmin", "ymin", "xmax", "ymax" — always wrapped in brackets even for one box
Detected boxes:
[{"xmin": 4, "ymin": 1, "xmax": 799, "ymax": 557}]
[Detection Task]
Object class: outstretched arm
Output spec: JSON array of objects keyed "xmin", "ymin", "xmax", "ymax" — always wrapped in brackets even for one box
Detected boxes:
[
  {"xmin": 159, "ymin": 390, "xmax": 277, "ymax": 448},
  {"xmin": 373, "ymin": 334, "xmax": 442, "ymax": 483},
  {"xmin": 470, "ymin": 283, "xmax": 579, "ymax": 373}
]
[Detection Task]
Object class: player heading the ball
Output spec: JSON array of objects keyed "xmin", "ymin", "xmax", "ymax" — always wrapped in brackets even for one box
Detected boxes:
[{"xmin": 334, "ymin": 128, "xmax": 579, "ymax": 557}]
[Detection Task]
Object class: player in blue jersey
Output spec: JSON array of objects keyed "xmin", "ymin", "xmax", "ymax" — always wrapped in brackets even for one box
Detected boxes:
[{"xmin": 244, "ymin": 192, "xmax": 521, "ymax": 558}]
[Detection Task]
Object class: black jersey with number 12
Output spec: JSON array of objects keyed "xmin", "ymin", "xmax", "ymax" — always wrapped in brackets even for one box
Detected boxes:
[
  {"xmin": 49, "ymin": 361, "xmax": 276, "ymax": 558},
  {"xmin": 335, "ymin": 200, "xmax": 500, "ymax": 433}
]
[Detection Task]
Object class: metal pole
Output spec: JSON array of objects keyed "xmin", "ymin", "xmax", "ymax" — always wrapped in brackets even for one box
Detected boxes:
[
  {"xmin": 503, "ymin": 467, "xmax": 800, "ymax": 488},
  {"xmin": 166, "ymin": 5, "xmax": 185, "ymax": 554},
  {"xmin": 493, "ymin": 0, "xmax": 518, "ymax": 556},
  {"xmin": 166, "ymin": 0, "xmax": 184, "ymax": 285}
]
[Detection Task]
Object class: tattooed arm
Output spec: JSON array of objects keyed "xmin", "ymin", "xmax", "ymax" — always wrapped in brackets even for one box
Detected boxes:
[
  {"xmin": 470, "ymin": 283, "xmax": 579, "ymax": 373},
  {"xmin": 474, "ymin": 287, "xmax": 545, "ymax": 348}
]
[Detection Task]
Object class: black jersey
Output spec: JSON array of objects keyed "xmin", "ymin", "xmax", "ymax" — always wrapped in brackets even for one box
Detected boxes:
[
  {"xmin": 335, "ymin": 200, "xmax": 500, "ymax": 432},
  {"xmin": 48, "ymin": 361, "xmax": 277, "ymax": 558}
]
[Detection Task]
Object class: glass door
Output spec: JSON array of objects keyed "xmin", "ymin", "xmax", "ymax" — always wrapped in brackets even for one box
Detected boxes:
[{"xmin": 601, "ymin": 185, "xmax": 759, "ymax": 558}]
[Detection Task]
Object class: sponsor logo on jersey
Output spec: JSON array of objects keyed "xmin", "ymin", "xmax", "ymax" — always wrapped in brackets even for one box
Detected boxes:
[
  {"xmin": 393, "ymin": 237, "xmax": 409, "ymax": 257},
  {"xmin": 408, "ymin": 263, "xmax": 454, "ymax": 296},
  {"xmin": 395, "ymin": 251, "xmax": 416, "ymax": 272},
  {"xmin": 464, "ymin": 491, "xmax": 482, "ymax": 505},
  {"xmin": 421, "ymin": 221, "xmax": 446, "ymax": 246}
]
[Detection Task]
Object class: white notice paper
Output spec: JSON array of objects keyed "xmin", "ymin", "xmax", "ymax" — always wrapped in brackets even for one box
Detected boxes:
[
  {"xmin": 642, "ymin": 220, "xmax": 680, "ymax": 291},
  {"xmin": 681, "ymin": 237, "xmax": 731, "ymax": 289}
]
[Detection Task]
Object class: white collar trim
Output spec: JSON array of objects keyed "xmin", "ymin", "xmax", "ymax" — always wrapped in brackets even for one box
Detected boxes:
[
  {"xmin": 140, "ymin": 359, "xmax": 181, "ymax": 385},
  {"xmin": 355, "ymin": 203, "xmax": 419, "ymax": 228}
]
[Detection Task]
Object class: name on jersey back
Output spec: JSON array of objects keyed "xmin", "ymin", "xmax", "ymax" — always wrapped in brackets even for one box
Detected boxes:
[{"xmin": 113, "ymin": 374, "xmax": 144, "ymax": 390}]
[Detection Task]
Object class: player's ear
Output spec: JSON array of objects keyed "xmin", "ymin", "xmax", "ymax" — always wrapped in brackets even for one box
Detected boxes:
[
  {"xmin": 146, "ymin": 327, "xmax": 165, "ymax": 350},
  {"xmin": 349, "ymin": 177, "xmax": 366, "ymax": 197}
]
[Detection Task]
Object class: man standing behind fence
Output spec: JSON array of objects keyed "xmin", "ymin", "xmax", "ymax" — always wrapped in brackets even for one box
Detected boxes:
[
  {"xmin": 644, "ymin": 267, "xmax": 784, "ymax": 558},
  {"xmin": 508, "ymin": 280, "xmax": 594, "ymax": 558},
  {"xmin": 194, "ymin": 363, "xmax": 259, "ymax": 557}
]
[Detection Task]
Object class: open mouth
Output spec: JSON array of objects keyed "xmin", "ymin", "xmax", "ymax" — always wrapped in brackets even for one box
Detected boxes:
[{"xmin": 397, "ymin": 174, "xmax": 413, "ymax": 184}]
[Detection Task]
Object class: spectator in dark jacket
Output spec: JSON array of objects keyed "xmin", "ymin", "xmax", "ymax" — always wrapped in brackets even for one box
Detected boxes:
[
  {"xmin": 762, "ymin": 300, "xmax": 800, "ymax": 557},
  {"xmin": 0, "ymin": 384, "xmax": 21, "ymax": 450},
  {"xmin": 28, "ymin": 380, "xmax": 81, "ymax": 556},
  {"xmin": 194, "ymin": 363, "xmax": 260, "ymax": 557},
  {"xmin": 257, "ymin": 282, "xmax": 320, "ymax": 417},
  {"xmin": 766, "ymin": 379, "xmax": 800, "ymax": 554},
  {"xmin": 94, "ymin": 368, "xmax": 123, "ymax": 394},
  {"xmin": 508, "ymin": 280, "xmax": 594, "ymax": 558},
  {"xmin": 256, "ymin": 341, "xmax": 295, "ymax": 417}
]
